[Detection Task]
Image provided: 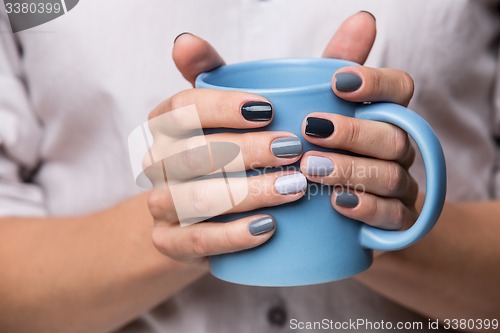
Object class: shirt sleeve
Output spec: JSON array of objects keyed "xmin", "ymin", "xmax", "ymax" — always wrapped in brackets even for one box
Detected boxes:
[{"xmin": 0, "ymin": 10, "xmax": 45, "ymax": 217}]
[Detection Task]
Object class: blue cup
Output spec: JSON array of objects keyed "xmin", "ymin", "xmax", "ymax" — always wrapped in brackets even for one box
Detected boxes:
[{"xmin": 195, "ymin": 58, "xmax": 446, "ymax": 286}]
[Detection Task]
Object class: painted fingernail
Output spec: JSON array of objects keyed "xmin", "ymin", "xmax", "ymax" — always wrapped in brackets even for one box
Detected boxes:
[
  {"xmin": 271, "ymin": 137, "xmax": 303, "ymax": 158},
  {"xmin": 359, "ymin": 10, "xmax": 376, "ymax": 22},
  {"xmin": 274, "ymin": 173, "xmax": 307, "ymax": 195},
  {"xmin": 249, "ymin": 216, "xmax": 275, "ymax": 236},
  {"xmin": 335, "ymin": 72, "xmax": 362, "ymax": 92},
  {"xmin": 306, "ymin": 156, "xmax": 334, "ymax": 176},
  {"xmin": 335, "ymin": 191, "xmax": 359, "ymax": 208},
  {"xmin": 174, "ymin": 32, "xmax": 192, "ymax": 44},
  {"xmin": 305, "ymin": 117, "xmax": 334, "ymax": 138},
  {"xmin": 241, "ymin": 101, "xmax": 273, "ymax": 121}
]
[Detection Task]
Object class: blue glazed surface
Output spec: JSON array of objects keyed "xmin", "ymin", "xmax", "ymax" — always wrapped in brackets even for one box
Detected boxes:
[{"xmin": 195, "ymin": 58, "xmax": 446, "ymax": 286}]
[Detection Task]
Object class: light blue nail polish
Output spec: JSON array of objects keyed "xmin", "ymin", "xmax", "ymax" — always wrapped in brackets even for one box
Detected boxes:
[
  {"xmin": 274, "ymin": 173, "xmax": 307, "ymax": 195},
  {"xmin": 306, "ymin": 156, "xmax": 334, "ymax": 176}
]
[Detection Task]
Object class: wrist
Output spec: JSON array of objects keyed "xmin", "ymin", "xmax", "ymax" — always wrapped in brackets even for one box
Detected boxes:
[{"xmin": 96, "ymin": 193, "xmax": 209, "ymax": 292}]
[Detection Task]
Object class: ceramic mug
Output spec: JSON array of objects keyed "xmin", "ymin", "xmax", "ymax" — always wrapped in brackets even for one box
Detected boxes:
[{"xmin": 195, "ymin": 58, "xmax": 446, "ymax": 286}]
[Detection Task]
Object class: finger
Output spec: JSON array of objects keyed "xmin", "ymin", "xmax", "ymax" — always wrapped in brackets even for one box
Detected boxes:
[
  {"xmin": 332, "ymin": 189, "xmax": 418, "ymax": 230},
  {"xmin": 145, "ymin": 89, "xmax": 275, "ymax": 174},
  {"xmin": 302, "ymin": 113, "xmax": 415, "ymax": 167},
  {"xmin": 333, "ymin": 67, "xmax": 415, "ymax": 106},
  {"xmin": 207, "ymin": 132, "xmax": 303, "ymax": 170},
  {"xmin": 175, "ymin": 132, "xmax": 302, "ymax": 176},
  {"xmin": 148, "ymin": 89, "xmax": 273, "ymax": 132},
  {"xmin": 147, "ymin": 172, "xmax": 307, "ymax": 222},
  {"xmin": 172, "ymin": 33, "xmax": 225, "ymax": 86},
  {"xmin": 148, "ymin": 132, "xmax": 302, "ymax": 182},
  {"xmin": 152, "ymin": 214, "xmax": 276, "ymax": 261},
  {"xmin": 301, "ymin": 152, "xmax": 418, "ymax": 205},
  {"xmin": 322, "ymin": 11, "xmax": 376, "ymax": 64}
]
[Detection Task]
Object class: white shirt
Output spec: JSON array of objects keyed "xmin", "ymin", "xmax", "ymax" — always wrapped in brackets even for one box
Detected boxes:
[{"xmin": 1, "ymin": 1, "xmax": 498, "ymax": 332}]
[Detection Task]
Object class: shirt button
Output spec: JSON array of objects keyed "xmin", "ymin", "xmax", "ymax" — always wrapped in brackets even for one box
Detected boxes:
[{"xmin": 267, "ymin": 302, "xmax": 287, "ymax": 327}]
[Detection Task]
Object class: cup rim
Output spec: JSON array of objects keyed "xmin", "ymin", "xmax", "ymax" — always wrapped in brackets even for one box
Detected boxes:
[{"xmin": 195, "ymin": 57, "xmax": 359, "ymax": 95}]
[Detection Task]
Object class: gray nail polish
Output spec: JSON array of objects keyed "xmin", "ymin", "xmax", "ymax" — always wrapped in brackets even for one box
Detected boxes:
[
  {"xmin": 274, "ymin": 173, "xmax": 307, "ymax": 195},
  {"xmin": 335, "ymin": 72, "xmax": 362, "ymax": 92},
  {"xmin": 336, "ymin": 191, "xmax": 359, "ymax": 208},
  {"xmin": 271, "ymin": 137, "xmax": 303, "ymax": 158},
  {"xmin": 249, "ymin": 216, "xmax": 275, "ymax": 236},
  {"xmin": 306, "ymin": 156, "xmax": 334, "ymax": 176}
]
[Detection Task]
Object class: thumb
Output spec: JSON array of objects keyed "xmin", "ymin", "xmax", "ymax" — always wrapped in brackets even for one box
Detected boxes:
[
  {"xmin": 322, "ymin": 11, "xmax": 377, "ymax": 64},
  {"xmin": 172, "ymin": 33, "xmax": 225, "ymax": 86}
]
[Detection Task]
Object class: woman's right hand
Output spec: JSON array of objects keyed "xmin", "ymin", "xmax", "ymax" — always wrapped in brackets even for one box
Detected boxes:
[{"xmin": 147, "ymin": 33, "xmax": 307, "ymax": 265}]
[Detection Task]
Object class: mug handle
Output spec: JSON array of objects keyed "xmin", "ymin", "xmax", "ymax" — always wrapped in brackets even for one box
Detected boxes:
[{"xmin": 354, "ymin": 103, "xmax": 447, "ymax": 251}]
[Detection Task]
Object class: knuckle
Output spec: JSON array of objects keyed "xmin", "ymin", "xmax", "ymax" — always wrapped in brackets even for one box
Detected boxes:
[
  {"xmin": 246, "ymin": 177, "xmax": 270, "ymax": 207},
  {"xmin": 169, "ymin": 90, "xmax": 190, "ymax": 111},
  {"xmin": 148, "ymin": 190, "xmax": 168, "ymax": 219},
  {"xmin": 190, "ymin": 183, "xmax": 211, "ymax": 216},
  {"xmin": 386, "ymin": 162, "xmax": 405, "ymax": 195},
  {"xmin": 361, "ymin": 195, "xmax": 379, "ymax": 221},
  {"xmin": 143, "ymin": 162, "xmax": 166, "ymax": 188},
  {"xmin": 407, "ymin": 145, "xmax": 416, "ymax": 166},
  {"xmin": 343, "ymin": 117, "xmax": 362, "ymax": 148},
  {"xmin": 148, "ymin": 99, "xmax": 172, "ymax": 121},
  {"xmin": 241, "ymin": 133, "xmax": 260, "ymax": 165},
  {"xmin": 222, "ymin": 225, "xmax": 239, "ymax": 251},
  {"xmin": 213, "ymin": 92, "xmax": 232, "ymax": 122},
  {"xmin": 408, "ymin": 178, "xmax": 419, "ymax": 202},
  {"xmin": 151, "ymin": 227, "xmax": 172, "ymax": 256},
  {"xmin": 183, "ymin": 137, "xmax": 208, "ymax": 173},
  {"xmin": 391, "ymin": 127, "xmax": 410, "ymax": 161},
  {"xmin": 400, "ymin": 71, "xmax": 415, "ymax": 102},
  {"xmin": 148, "ymin": 190, "xmax": 177, "ymax": 222},
  {"xmin": 147, "ymin": 192, "xmax": 162, "ymax": 217},
  {"xmin": 390, "ymin": 201, "xmax": 406, "ymax": 230},
  {"xmin": 191, "ymin": 227, "xmax": 209, "ymax": 256},
  {"xmin": 337, "ymin": 157, "xmax": 354, "ymax": 184},
  {"xmin": 369, "ymin": 69, "xmax": 383, "ymax": 96}
]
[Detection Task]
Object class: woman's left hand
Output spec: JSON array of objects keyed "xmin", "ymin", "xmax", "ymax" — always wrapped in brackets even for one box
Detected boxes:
[{"xmin": 301, "ymin": 11, "xmax": 419, "ymax": 230}]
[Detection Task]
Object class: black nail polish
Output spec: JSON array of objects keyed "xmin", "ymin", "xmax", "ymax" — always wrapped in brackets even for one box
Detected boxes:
[
  {"xmin": 305, "ymin": 117, "xmax": 334, "ymax": 138},
  {"xmin": 335, "ymin": 72, "xmax": 362, "ymax": 92},
  {"xmin": 241, "ymin": 102, "xmax": 273, "ymax": 122},
  {"xmin": 336, "ymin": 191, "xmax": 359, "ymax": 208},
  {"xmin": 174, "ymin": 32, "xmax": 192, "ymax": 44},
  {"xmin": 359, "ymin": 10, "xmax": 376, "ymax": 22}
]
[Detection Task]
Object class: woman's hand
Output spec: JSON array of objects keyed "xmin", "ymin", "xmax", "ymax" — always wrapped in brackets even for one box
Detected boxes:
[
  {"xmin": 148, "ymin": 34, "xmax": 307, "ymax": 265},
  {"xmin": 301, "ymin": 11, "xmax": 419, "ymax": 230}
]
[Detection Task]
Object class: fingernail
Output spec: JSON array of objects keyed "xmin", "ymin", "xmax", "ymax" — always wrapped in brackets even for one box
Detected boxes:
[
  {"xmin": 306, "ymin": 156, "xmax": 334, "ymax": 176},
  {"xmin": 271, "ymin": 137, "xmax": 302, "ymax": 158},
  {"xmin": 249, "ymin": 216, "xmax": 275, "ymax": 236},
  {"xmin": 359, "ymin": 10, "xmax": 376, "ymax": 22},
  {"xmin": 174, "ymin": 32, "xmax": 192, "ymax": 44},
  {"xmin": 305, "ymin": 117, "xmax": 334, "ymax": 138},
  {"xmin": 274, "ymin": 173, "xmax": 307, "ymax": 195},
  {"xmin": 241, "ymin": 101, "xmax": 273, "ymax": 122},
  {"xmin": 335, "ymin": 191, "xmax": 359, "ymax": 208},
  {"xmin": 335, "ymin": 72, "xmax": 362, "ymax": 92}
]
